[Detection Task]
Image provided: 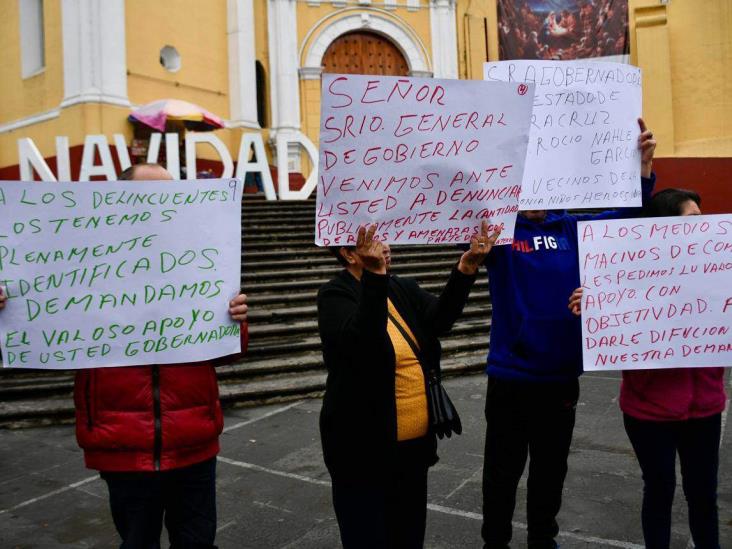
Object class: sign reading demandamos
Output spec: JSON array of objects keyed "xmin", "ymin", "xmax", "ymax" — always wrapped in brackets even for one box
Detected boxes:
[
  {"xmin": 484, "ymin": 60, "xmax": 642, "ymax": 211},
  {"xmin": 578, "ymin": 215, "xmax": 732, "ymax": 371},
  {"xmin": 315, "ymin": 74, "xmax": 535, "ymax": 246},
  {"xmin": 0, "ymin": 180, "xmax": 243, "ymax": 370}
]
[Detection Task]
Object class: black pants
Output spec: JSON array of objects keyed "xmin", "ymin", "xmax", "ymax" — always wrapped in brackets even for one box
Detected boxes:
[
  {"xmin": 101, "ymin": 458, "xmax": 217, "ymax": 549},
  {"xmin": 330, "ymin": 439, "xmax": 430, "ymax": 549},
  {"xmin": 482, "ymin": 377, "xmax": 579, "ymax": 549},
  {"xmin": 624, "ymin": 413, "xmax": 721, "ymax": 549}
]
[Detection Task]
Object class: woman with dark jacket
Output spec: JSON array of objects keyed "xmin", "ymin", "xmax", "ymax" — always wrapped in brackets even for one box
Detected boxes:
[
  {"xmin": 318, "ymin": 222, "xmax": 499, "ymax": 549},
  {"xmin": 570, "ymin": 188, "xmax": 725, "ymax": 549}
]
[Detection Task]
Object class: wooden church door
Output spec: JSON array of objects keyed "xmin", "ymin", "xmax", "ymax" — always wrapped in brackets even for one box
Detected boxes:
[{"xmin": 322, "ymin": 31, "xmax": 409, "ymax": 76}]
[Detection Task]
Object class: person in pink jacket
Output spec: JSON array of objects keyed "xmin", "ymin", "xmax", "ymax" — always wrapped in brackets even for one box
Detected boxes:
[{"xmin": 569, "ymin": 187, "xmax": 725, "ymax": 549}]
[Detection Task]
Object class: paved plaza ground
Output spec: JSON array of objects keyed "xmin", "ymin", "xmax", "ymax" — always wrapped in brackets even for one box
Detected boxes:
[{"xmin": 1, "ymin": 372, "xmax": 730, "ymax": 548}]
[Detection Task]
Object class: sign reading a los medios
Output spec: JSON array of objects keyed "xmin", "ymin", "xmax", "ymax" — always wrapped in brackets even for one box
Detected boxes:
[{"xmin": 579, "ymin": 215, "xmax": 732, "ymax": 371}]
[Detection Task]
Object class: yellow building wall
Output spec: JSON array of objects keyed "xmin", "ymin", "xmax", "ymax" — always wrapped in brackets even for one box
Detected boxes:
[
  {"xmin": 125, "ymin": 0, "xmax": 230, "ymax": 116},
  {"xmin": 125, "ymin": 0, "xmax": 241, "ymax": 159},
  {"xmin": 457, "ymin": 0, "xmax": 493, "ymax": 80},
  {"xmin": 659, "ymin": 0, "xmax": 730, "ymax": 156},
  {"xmin": 1, "ymin": 0, "xmax": 729, "ymax": 174},
  {"xmin": 0, "ymin": 0, "xmax": 131, "ymax": 169},
  {"xmin": 630, "ymin": 0, "xmax": 732, "ymax": 158},
  {"xmin": 0, "ymin": 0, "xmax": 64, "ymax": 124}
]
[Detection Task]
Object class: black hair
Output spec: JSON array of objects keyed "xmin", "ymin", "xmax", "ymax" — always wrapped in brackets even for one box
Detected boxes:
[
  {"xmin": 644, "ymin": 188, "xmax": 701, "ymax": 217},
  {"xmin": 328, "ymin": 246, "xmax": 353, "ymax": 267}
]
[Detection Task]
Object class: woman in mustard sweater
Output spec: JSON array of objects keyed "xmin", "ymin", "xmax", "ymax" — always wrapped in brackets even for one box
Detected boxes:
[{"xmin": 317, "ymin": 223, "xmax": 498, "ymax": 548}]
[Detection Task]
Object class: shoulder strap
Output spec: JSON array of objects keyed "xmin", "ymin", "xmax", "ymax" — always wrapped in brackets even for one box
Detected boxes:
[{"xmin": 387, "ymin": 310, "xmax": 421, "ymax": 357}]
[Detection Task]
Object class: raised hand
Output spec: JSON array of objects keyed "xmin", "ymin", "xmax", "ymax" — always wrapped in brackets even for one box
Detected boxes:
[
  {"xmin": 568, "ymin": 287, "xmax": 583, "ymax": 316},
  {"xmin": 228, "ymin": 293, "xmax": 248, "ymax": 322},
  {"xmin": 355, "ymin": 225, "xmax": 386, "ymax": 275},
  {"xmin": 638, "ymin": 118, "xmax": 656, "ymax": 178},
  {"xmin": 458, "ymin": 220, "xmax": 501, "ymax": 275}
]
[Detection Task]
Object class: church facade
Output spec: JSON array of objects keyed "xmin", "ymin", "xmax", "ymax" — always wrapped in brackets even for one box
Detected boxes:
[{"xmin": 0, "ymin": 0, "xmax": 729, "ymax": 205}]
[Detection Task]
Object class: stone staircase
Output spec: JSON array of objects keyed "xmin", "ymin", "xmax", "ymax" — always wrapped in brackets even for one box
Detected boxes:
[{"xmin": 0, "ymin": 197, "xmax": 491, "ymax": 427}]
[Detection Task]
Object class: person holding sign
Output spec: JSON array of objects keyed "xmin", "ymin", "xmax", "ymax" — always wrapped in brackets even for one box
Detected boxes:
[
  {"xmin": 480, "ymin": 119, "xmax": 656, "ymax": 549},
  {"xmin": 318, "ymin": 222, "xmax": 499, "ymax": 549},
  {"xmin": 569, "ymin": 188, "xmax": 724, "ymax": 549},
  {"xmin": 69, "ymin": 163, "xmax": 249, "ymax": 549}
]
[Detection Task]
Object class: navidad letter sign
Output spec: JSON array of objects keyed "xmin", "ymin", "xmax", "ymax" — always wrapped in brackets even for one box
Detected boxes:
[
  {"xmin": 315, "ymin": 74, "xmax": 535, "ymax": 246},
  {"xmin": 0, "ymin": 180, "xmax": 243, "ymax": 370},
  {"xmin": 578, "ymin": 215, "xmax": 732, "ymax": 371},
  {"xmin": 485, "ymin": 60, "xmax": 642, "ymax": 210}
]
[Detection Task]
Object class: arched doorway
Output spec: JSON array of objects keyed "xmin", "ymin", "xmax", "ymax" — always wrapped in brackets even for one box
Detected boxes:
[{"xmin": 322, "ymin": 31, "xmax": 409, "ymax": 76}]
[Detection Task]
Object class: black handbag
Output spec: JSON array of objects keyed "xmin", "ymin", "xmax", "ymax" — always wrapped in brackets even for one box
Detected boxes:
[{"xmin": 387, "ymin": 311, "xmax": 463, "ymax": 439}]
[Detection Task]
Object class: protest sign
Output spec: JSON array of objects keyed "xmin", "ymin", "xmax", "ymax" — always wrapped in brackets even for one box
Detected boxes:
[
  {"xmin": 0, "ymin": 180, "xmax": 243, "ymax": 370},
  {"xmin": 315, "ymin": 74, "xmax": 535, "ymax": 246},
  {"xmin": 578, "ymin": 215, "xmax": 732, "ymax": 371},
  {"xmin": 484, "ymin": 60, "xmax": 642, "ymax": 210}
]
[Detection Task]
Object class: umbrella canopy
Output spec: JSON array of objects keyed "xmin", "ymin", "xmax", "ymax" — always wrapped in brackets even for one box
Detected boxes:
[{"xmin": 128, "ymin": 99, "xmax": 225, "ymax": 132}]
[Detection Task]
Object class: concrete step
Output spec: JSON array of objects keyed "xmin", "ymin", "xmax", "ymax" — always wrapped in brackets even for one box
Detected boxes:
[
  {"xmin": 248, "ymin": 313, "xmax": 490, "ymax": 339},
  {"xmin": 241, "ymin": 214, "xmax": 315, "ymax": 223},
  {"xmin": 246, "ymin": 286, "xmax": 490, "ymax": 308},
  {"xmin": 242, "ymin": 249, "xmax": 461, "ymax": 268},
  {"xmin": 0, "ymin": 348, "xmax": 488, "ymax": 428},
  {"xmin": 242, "ymin": 259, "xmax": 464, "ymax": 282},
  {"xmin": 248, "ymin": 299, "xmax": 490, "ymax": 323},
  {"xmin": 243, "ymin": 271, "xmax": 489, "ymax": 293},
  {"xmin": 241, "ymin": 224, "xmax": 315, "ymax": 234},
  {"xmin": 0, "ymin": 329, "xmax": 490, "ymax": 401}
]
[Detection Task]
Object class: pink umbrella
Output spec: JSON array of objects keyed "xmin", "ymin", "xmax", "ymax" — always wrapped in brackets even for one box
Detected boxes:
[{"xmin": 128, "ymin": 99, "xmax": 225, "ymax": 132}]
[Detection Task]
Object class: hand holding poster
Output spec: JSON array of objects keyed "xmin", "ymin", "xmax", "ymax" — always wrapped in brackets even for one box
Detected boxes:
[
  {"xmin": 484, "ymin": 60, "xmax": 642, "ymax": 210},
  {"xmin": 578, "ymin": 215, "xmax": 732, "ymax": 371},
  {"xmin": 315, "ymin": 74, "xmax": 535, "ymax": 246},
  {"xmin": 0, "ymin": 180, "xmax": 243, "ymax": 369}
]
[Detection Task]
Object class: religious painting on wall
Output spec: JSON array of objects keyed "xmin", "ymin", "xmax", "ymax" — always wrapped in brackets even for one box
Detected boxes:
[{"xmin": 497, "ymin": 0, "xmax": 630, "ymax": 62}]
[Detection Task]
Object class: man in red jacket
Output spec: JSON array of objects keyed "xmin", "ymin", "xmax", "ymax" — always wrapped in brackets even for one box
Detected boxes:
[{"xmin": 2, "ymin": 163, "xmax": 248, "ymax": 548}]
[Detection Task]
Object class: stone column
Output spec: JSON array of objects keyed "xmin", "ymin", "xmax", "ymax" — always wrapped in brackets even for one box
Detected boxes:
[
  {"xmin": 60, "ymin": 0, "xmax": 129, "ymax": 108},
  {"xmin": 228, "ymin": 0, "xmax": 260, "ymax": 128},
  {"xmin": 430, "ymin": 0, "xmax": 458, "ymax": 79}
]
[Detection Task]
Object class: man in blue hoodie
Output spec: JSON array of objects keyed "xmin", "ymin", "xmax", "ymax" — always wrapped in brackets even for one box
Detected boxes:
[{"xmin": 481, "ymin": 119, "xmax": 657, "ymax": 549}]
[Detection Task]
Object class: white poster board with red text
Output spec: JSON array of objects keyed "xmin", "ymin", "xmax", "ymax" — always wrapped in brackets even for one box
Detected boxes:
[
  {"xmin": 484, "ymin": 60, "xmax": 642, "ymax": 211},
  {"xmin": 315, "ymin": 74, "xmax": 535, "ymax": 246},
  {"xmin": 578, "ymin": 215, "xmax": 732, "ymax": 371}
]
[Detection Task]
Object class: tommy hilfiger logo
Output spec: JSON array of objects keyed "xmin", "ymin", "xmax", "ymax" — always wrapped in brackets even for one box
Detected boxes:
[{"xmin": 512, "ymin": 236, "xmax": 571, "ymax": 253}]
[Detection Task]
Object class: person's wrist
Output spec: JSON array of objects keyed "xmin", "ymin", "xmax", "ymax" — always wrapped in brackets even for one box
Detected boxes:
[
  {"xmin": 457, "ymin": 259, "xmax": 478, "ymax": 275},
  {"xmin": 641, "ymin": 160, "xmax": 652, "ymax": 178}
]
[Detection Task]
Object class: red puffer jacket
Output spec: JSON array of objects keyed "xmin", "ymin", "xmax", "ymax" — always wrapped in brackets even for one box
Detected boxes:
[
  {"xmin": 620, "ymin": 366, "xmax": 726, "ymax": 421},
  {"xmin": 74, "ymin": 323, "xmax": 248, "ymax": 472}
]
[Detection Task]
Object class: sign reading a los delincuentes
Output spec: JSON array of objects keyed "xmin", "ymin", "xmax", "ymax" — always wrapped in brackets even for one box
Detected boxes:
[{"xmin": 0, "ymin": 180, "xmax": 243, "ymax": 370}]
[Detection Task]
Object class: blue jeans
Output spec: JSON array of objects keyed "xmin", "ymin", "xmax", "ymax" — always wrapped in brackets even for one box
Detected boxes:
[
  {"xmin": 101, "ymin": 458, "xmax": 217, "ymax": 549},
  {"xmin": 624, "ymin": 413, "xmax": 721, "ymax": 549}
]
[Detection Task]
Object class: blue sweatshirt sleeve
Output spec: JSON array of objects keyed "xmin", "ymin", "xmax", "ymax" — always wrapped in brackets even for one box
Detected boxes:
[{"xmin": 573, "ymin": 173, "xmax": 656, "ymax": 222}]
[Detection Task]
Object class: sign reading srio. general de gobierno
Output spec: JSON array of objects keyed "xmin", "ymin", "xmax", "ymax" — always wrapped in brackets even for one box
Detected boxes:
[
  {"xmin": 315, "ymin": 74, "xmax": 535, "ymax": 246},
  {"xmin": 0, "ymin": 180, "xmax": 243, "ymax": 370}
]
